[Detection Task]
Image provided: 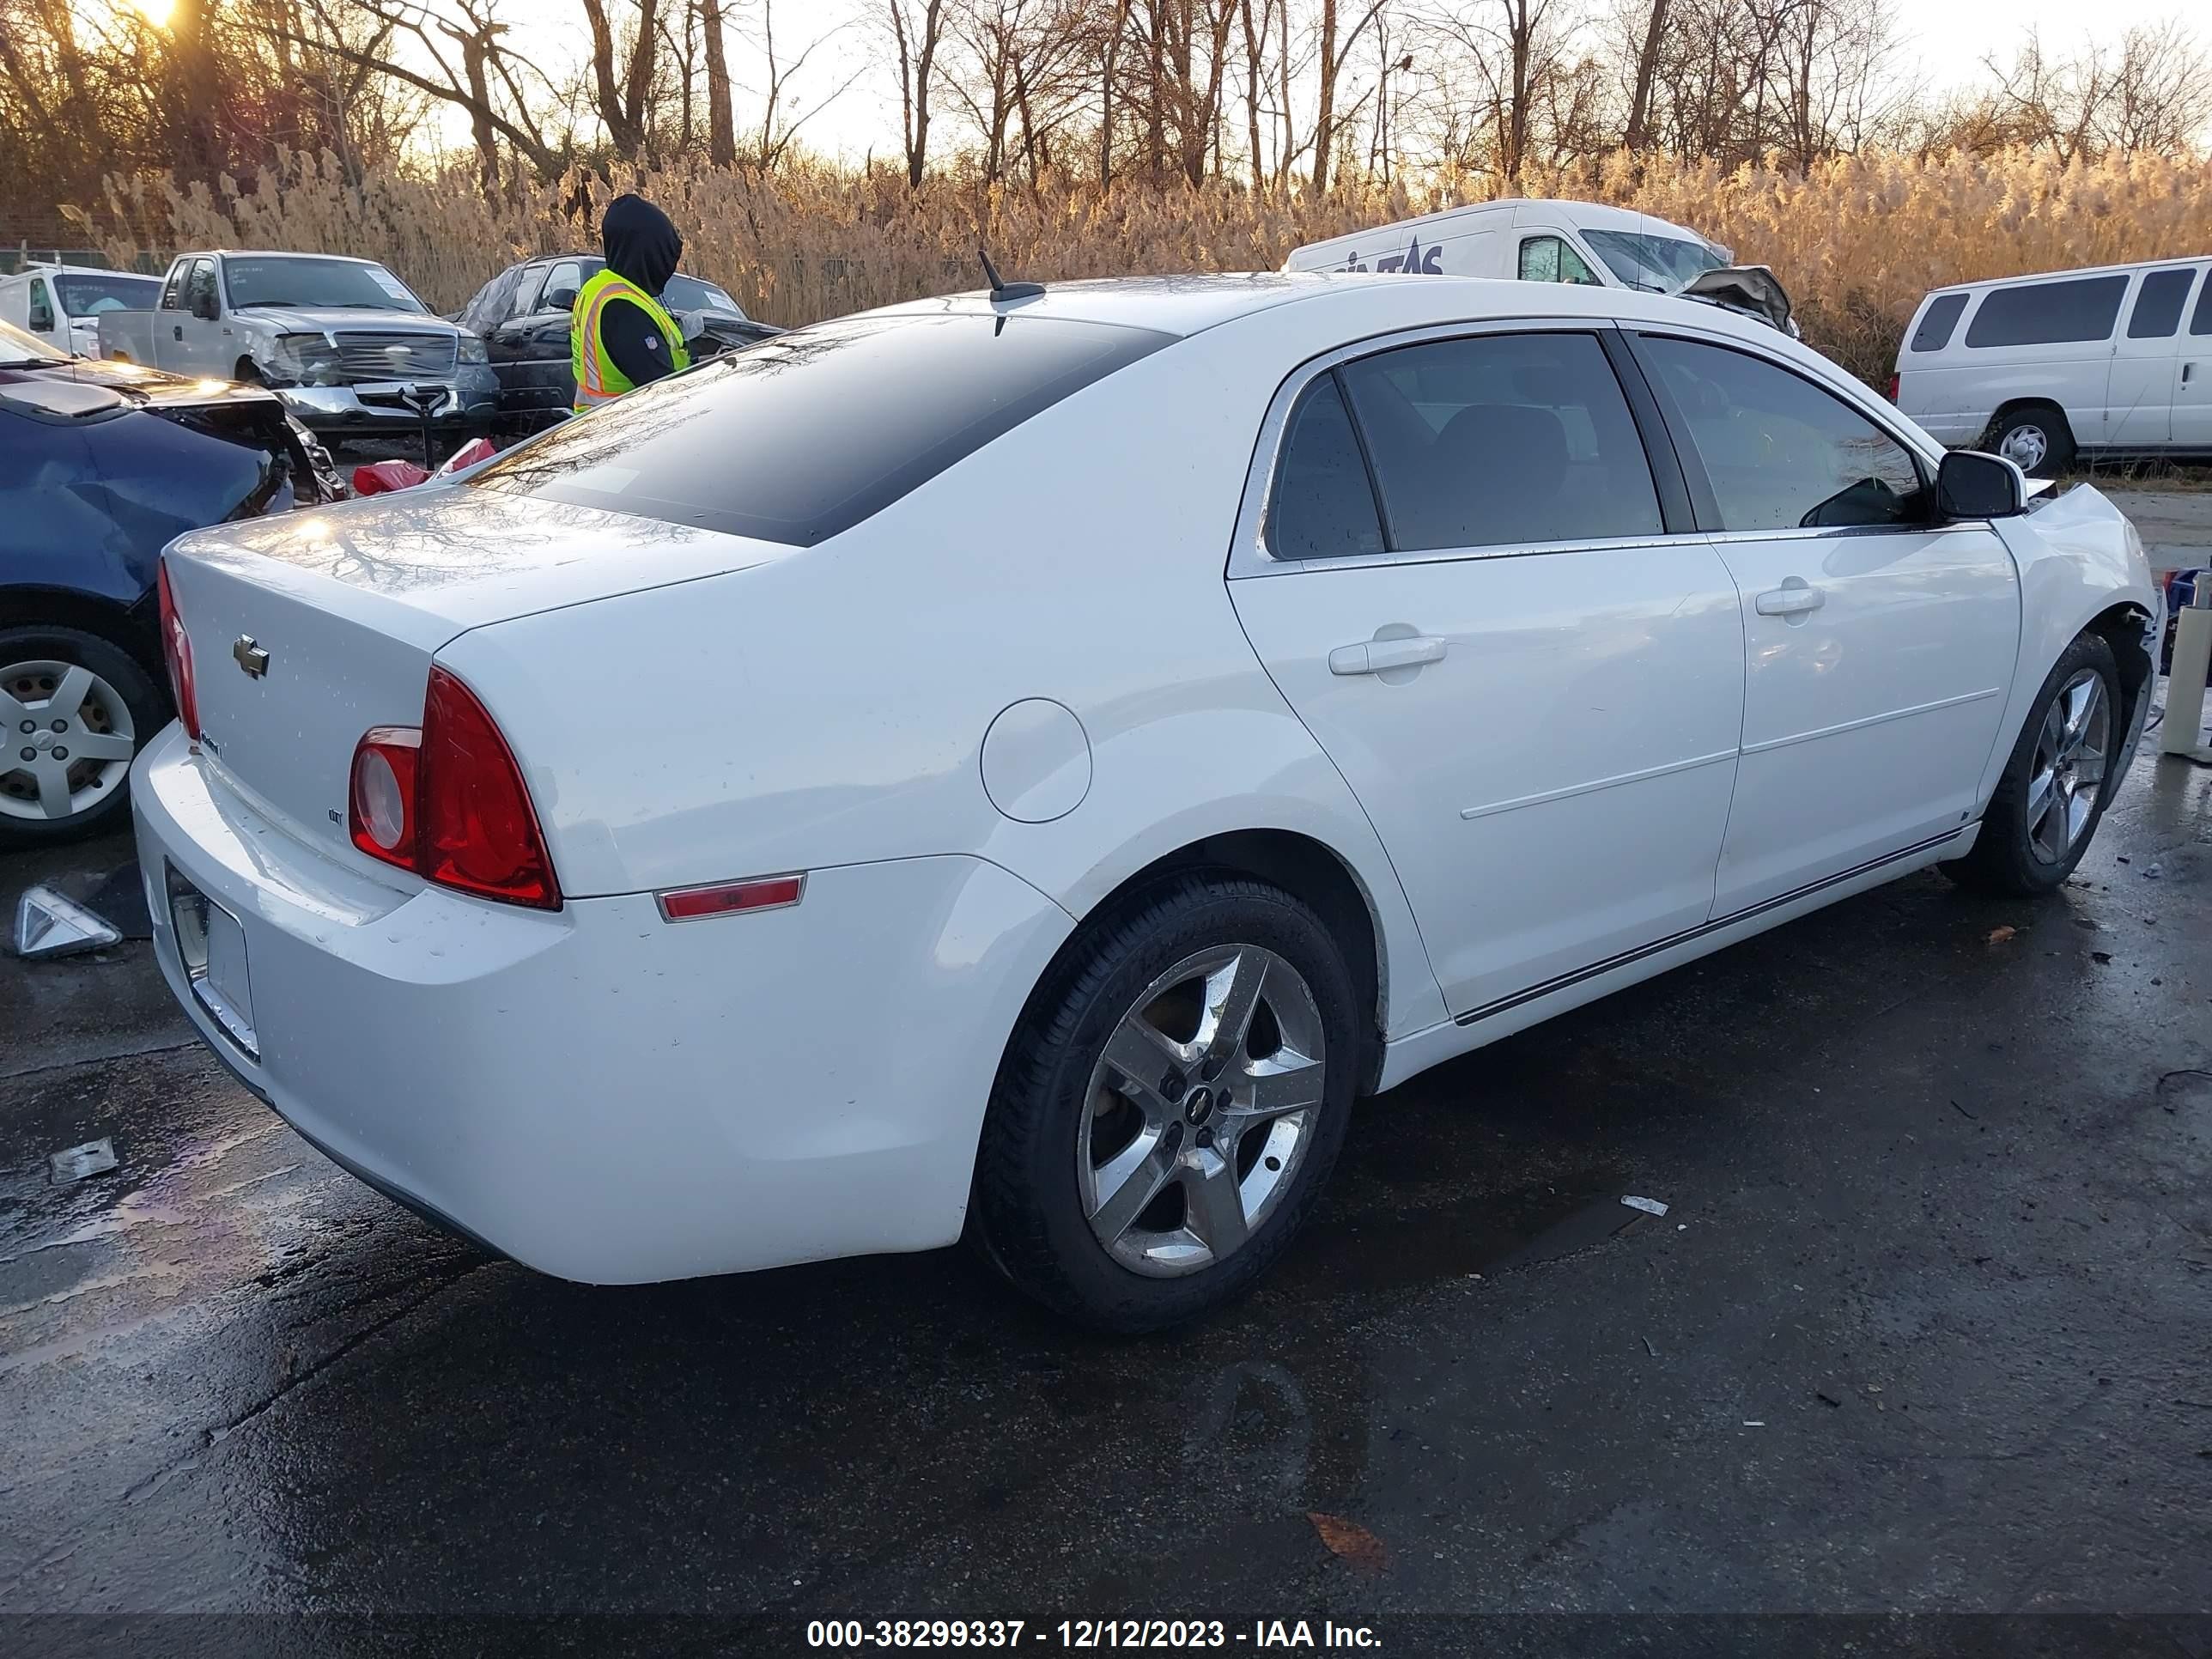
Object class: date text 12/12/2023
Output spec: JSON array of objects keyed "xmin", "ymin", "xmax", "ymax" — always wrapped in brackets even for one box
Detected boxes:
[{"xmin": 805, "ymin": 1619, "xmax": 1384, "ymax": 1649}]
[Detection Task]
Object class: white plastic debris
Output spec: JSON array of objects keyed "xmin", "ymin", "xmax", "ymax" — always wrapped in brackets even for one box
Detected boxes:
[
  {"xmin": 1621, "ymin": 1194, "xmax": 1670, "ymax": 1217},
  {"xmin": 14, "ymin": 885, "xmax": 121, "ymax": 959},
  {"xmin": 49, "ymin": 1138, "xmax": 118, "ymax": 1182}
]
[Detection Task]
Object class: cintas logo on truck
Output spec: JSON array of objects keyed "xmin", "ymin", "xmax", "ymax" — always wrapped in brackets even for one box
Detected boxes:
[{"xmin": 1338, "ymin": 236, "xmax": 1443, "ymax": 275}]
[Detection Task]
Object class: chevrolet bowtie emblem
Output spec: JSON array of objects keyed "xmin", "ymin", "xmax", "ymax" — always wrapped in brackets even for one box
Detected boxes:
[{"xmin": 233, "ymin": 635, "xmax": 270, "ymax": 678}]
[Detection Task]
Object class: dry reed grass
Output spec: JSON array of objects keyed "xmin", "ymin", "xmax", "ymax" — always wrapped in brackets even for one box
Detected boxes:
[{"xmin": 64, "ymin": 147, "xmax": 2212, "ymax": 385}]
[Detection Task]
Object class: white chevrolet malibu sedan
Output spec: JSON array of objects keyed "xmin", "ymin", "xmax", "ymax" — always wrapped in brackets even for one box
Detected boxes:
[{"xmin": 135, "ymin": 274, "xmax": 2161, "ymax": 1329}]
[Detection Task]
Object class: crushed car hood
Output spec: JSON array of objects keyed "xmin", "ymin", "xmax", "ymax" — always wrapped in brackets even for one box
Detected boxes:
[
  {"xmin": 232, "ymin": 307, "xmax": 463, "ymax": 334},
  {"xmin": 1682, "ymin": 265, "xmax": 1795, "ymax": 333}
]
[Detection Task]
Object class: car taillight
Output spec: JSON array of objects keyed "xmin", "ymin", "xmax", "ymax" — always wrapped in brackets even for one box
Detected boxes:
[
  {"xmin": 1885, "ymin": 372, "xmax": 1899, "ymax": 403},
  {"xmin": 349, "ymin": 726, "xmax": 421, "ymax": 863},
  {"xmin": 346, "ymin": 666, "xmax": 560, "ymax": 909},
  {"xmin": 157, "ymin": 558, "xmax": 198, "ymax": 739}
]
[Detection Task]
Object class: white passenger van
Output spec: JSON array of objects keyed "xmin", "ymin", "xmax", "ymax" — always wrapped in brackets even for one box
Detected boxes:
[
  {"xmin": 0, "ymin": 263, "xmax": 163, "ymax": 358},
  {"xmin": 1285, "ymin": 198, "xmax": 1798, "ymax": 336},
  {"xmin": 1287, "ymin": 199, "xmax": 1729, "ymax": 290},
  {"xmin": 1893, "ymin": 258, "xmax": 2212, "ymax": 476}
]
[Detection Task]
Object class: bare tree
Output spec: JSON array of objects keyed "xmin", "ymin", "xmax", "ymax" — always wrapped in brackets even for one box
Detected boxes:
[
  {"xmin": 1417, "ymin": 0, "xmax": 1578, "ymax": 186},
  {"xmin": 1619, "ymin": 0, "xmax": 1666, "ymax": 149},
  {"xmin": 580, "ymin": 0, "xmax": 662, "ymax": 159},
  {"xmin": 699, "ymin": 0, "xmax": 736, "ymax": 164},
  {"xmin": 739, "ymin": 0, "xmax": 860, "ymax": 168},
  {"xmin": 279, "ymin": 0, "xmax": 565, "ymax": 183},
  {"xmin": 884, "ymin": 0, "xmax": 948, "ymax": 185},
  {"xmin": 1311, "ymin": 0, "xmax": 1386, "ymax": 191}
]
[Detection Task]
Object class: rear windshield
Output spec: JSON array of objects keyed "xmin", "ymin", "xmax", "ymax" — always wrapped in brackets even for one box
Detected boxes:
[
  {"xmin": 1964, "ymin": 276, "xmax": 2128, "ymax": 348},
  {"xmin": 1909, "ymin": 292, "xmax": 1969, "ymax": 352},
  {"xmin": 469, "ymin": 312, "xmax": 1171, "ymax": 546}
]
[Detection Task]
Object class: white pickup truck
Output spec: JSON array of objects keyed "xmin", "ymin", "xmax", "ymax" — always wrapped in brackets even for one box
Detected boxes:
[{"xmin": 97, "ymin": 250, "xmax": 497, "ymax": 440}]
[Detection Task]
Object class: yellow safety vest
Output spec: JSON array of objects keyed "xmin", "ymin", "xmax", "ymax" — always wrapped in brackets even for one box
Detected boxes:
[{"xmin": 571, "ymin": 270, "xmax": 691, "ymax": 412}]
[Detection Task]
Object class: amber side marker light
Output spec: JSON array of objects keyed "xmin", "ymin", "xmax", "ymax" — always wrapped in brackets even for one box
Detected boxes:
[{"xmin": 656, "ymin": 873, "xmax": 806, "ymax": 922}]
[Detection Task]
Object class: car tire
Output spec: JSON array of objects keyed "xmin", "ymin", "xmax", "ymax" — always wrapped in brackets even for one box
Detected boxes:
[
  {"xmin": 0, "ymin": 625, "xmax": 164, "ymax": 849},
  {"xmin": 1987, "ymin": 404, "xmax": 2075, "ymax": 479},
  {"xmin": 970, "ymin": 872, "xmax": 1358, "ymax": 1333},
  {"xmin": 1942, "ymin": 632, "xmax": 2120, "ymax": 896}
]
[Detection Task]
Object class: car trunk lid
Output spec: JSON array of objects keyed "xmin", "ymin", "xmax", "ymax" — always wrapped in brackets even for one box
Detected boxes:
[{"xmin": 161, "ymin": 487, "xmax": 783, "ymax": 855}]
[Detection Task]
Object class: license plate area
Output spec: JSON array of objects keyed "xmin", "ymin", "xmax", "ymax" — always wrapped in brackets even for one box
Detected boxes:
[{"xmin": 167, "ymin": 865, "xmax": 258, "ymax": 1059}]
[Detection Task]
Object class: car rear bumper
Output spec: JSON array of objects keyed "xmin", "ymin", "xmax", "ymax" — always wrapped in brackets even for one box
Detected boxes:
[{"xmin": 131, "ymin": 724, "xmax": 1073, "ymax": 1284}]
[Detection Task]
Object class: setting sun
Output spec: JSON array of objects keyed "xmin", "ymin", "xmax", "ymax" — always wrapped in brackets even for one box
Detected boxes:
[{"xmin": 125, "ymin": 0, "xmax": 173, "ymax": 26}]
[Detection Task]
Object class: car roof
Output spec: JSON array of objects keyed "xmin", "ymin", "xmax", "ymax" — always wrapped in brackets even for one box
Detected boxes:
[
  {"xmin": 861, "ymin": 270, "xmax": 1798, "ymax": 346},
  {"xmin": 868, "ymin": 273, "xmax": 1376, "ymax": 337},
  {"xmin": 1926, "ymin": 256, "xmax": 2212, "ymax": 298},
  {"xmin": 10, "ymin": 264, "xmax": 159, "ymax": 280}
]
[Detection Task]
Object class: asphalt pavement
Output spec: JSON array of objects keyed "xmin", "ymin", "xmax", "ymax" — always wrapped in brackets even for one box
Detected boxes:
[{"xmin": 3, "ymin": 558, "xmax": 2211, "ymax": 1656}]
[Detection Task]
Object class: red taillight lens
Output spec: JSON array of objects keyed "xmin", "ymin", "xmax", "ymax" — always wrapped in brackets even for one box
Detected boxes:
[
  {"xmin": 1885, "ymin": 372, "xmax": 1899, "ymax": 403},
  {"xmin": 349, "ymin": 726, "xmax": 421, "ymax": 865},
  {"xmin": 419, "ymin": 666, "xmax": 559, "ymax": 908},
  {"xmin": 157, "ymin": 558, "xmax": 198, "ymax": 739},
  {"xmin": 345, "ymin": 668, "xmax": 559, "ymax": 909}
]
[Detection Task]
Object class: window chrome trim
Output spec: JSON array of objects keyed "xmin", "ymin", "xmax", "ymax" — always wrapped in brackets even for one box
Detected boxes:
[
  {"xmin": 1616, "ymin": 316, "xmax": 1950, "ymax": 474},
  {"xmin": 1228, "ymin": 316, "xmax": 1687, "ymax": 581}
]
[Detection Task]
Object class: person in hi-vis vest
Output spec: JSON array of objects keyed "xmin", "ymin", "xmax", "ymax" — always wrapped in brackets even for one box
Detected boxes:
[{"xmin": 571, "ymin": 194, "xmax": 692, "ymax": 413}]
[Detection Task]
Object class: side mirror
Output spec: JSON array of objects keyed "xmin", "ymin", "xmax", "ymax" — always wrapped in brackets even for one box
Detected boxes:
[
  {"xmin": 544, "ymin": 287, "xmax": 579, "ymax": 312},
  {"xmin": 191, "ymin": 292, "xmax": 219, "ymax": 322},
  {"xmin": 28, "ymin": 304, "xmax": 53, "ymax": 332},
  {"xmin": 1936, "ymin": 449, "xmax": 2027, "ymax": 521}
]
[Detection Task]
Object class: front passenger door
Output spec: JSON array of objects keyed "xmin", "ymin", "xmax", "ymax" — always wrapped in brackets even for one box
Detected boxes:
[
  {"xmin": 1230, "ymin": 327, "xmax": 1745, "ymax": 1021},
  {"xmin": 1628, "ymin": 331, "xmax": 2021, "ymax": 917},
  {"xmin": 171, "ymin": 258, "xmax": 226, "ymax": 374}
]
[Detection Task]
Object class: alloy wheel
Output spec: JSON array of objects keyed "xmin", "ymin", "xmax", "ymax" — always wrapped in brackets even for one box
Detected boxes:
[
  {"xmin": 1079, "ymin": 944, "xmax": 1328, "ymax": 1278},
  {"xmin": 0, "ymin": 659, "xmax": 137, "ymax": 824},
  {"xmin": 2026, "ymin": 668, "xmax": 2108, "ymax": 864}
]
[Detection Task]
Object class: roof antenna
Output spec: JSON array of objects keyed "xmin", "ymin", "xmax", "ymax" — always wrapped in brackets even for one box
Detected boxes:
[{"xmin": 979, "ymin": 245, "xmax": 1044, "ymax": 303}]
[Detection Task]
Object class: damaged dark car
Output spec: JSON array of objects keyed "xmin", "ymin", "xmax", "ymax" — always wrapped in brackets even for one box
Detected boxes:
[{"xmin": 1, "ymin": 317, "xmax": 342, "ymax": 847}]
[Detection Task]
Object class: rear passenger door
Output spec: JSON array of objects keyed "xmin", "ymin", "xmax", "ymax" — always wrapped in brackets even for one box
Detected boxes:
[
  {"xmin": 1229, "ymin": 326, "xmax": 1746, "ymax": 1021},
  {"xmin": 2109, "ymin": 265, "xmax": 2200, "ymax": 447},
  {"xmin": 1626, "ymin": 331, "xmax": 2020, "ymax": 917}
]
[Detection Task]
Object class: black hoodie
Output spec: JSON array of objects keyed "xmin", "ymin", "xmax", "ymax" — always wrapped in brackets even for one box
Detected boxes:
[{"xmin": 594, "ymin": 194, "xmax": 685, "ymax": 388}]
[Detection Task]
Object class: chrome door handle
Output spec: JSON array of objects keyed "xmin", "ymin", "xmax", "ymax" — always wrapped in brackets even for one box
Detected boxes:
[
  {"xmin": 1328, "ymin": 635, "xmax": 1447, "ymax": 676},
  {"xmin": 1755, "ymin": 583, "xmax": 1825, "ymax": 617},
  {"xmin": 2185, "ymin": 362, "xmax": 2197, "ymax": 385}
]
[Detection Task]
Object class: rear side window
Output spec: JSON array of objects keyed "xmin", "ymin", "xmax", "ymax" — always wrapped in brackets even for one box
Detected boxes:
[
  {"xmin": 1266, "ymin": 375, "xmax": 1385, "ymax": 560},
  {"xmin": 1637, "ymin": 335, "xmax": 1926, "ymax": 532},
  {"xmin": 2129, "ymin": 267, "xmax": 2197, "ymax": 339},
  {"xmin": 1909, "ymin": 293, "xmax": 1969, "ymax": 352},
  {"xmin": 471, "ymin": 313, "xmax": 1170, "ymax": 546},
  {"xmin": 1965, "ymin": 276, "xmax": 2129, "ymax": 348},
  {"xmin": 1336, "ymin": 331, "xmax": 1662, "ymax": 551}
]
